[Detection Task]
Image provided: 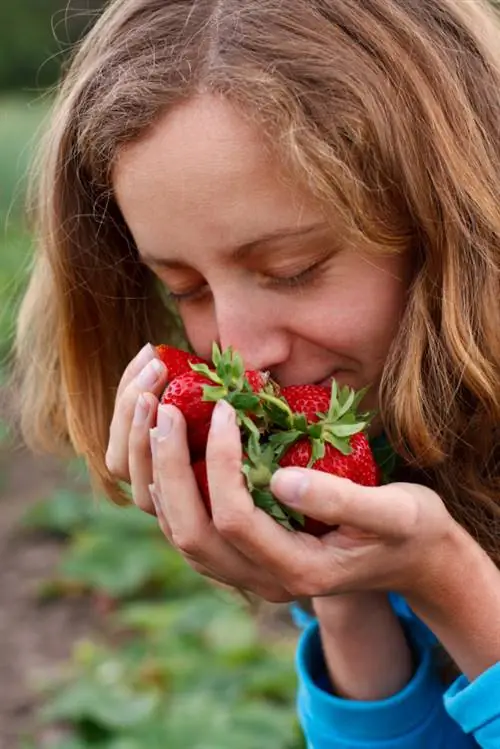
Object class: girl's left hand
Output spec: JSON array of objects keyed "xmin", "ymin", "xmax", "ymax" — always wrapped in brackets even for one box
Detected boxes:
[{"xmin": 149, "ymin": 399, "xmax": 463, "ymax": 602}]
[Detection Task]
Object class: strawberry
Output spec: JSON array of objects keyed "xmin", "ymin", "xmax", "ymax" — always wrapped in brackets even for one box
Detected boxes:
[
  {"xmin": 155, "ymin": 344, "xmax": 208, "ymax": 381},
  {"xmin": 192, "ymin": 459, "xmax": 210, "ymax": 511},
  {"xmin": 193, "ymin": 454, "xmax": 250, "ymax": 515},
  {"xmin": 278, "ymin": 431, "xmax": 379, "ymax": 535},
  {"xmin": 253, "ymin": 381, "xmax": 379, "ymax": 535},
  {"xmin": 161, "ymin": 370, "xmax": 216, "ymax": 457},
  {"xmin": 160, "ymin": 343, "xmax": 279, "ymax": 459},
  {"xmin": 280, "ymin": 384, "xmax": 331, "ymax": 423}
]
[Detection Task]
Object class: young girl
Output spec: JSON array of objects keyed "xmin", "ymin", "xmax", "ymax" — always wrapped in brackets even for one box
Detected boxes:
[{"xmin": 12, "ymin": 0, "xmax": 500, "ymax": 746}]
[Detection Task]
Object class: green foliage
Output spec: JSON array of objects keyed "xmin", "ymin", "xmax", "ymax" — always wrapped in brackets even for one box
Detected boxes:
[
  {"xmin": 21, "ymin": 489, "xmax": 305, "ymax": 748},
  {"xmin": 0, "ymin": 1, "xmax": 104, "ymax": 92},
  {"xmin": 0, "ymin": 95, "xmax": 51, "ymax": 372}
]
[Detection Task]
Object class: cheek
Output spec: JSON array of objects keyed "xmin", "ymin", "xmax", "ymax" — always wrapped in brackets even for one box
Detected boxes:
[{"xmin": 297, "ymin": 276, "xmax": 407, "ymax": 360}]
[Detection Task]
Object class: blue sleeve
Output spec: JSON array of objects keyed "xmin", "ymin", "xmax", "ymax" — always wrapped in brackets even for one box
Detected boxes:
[
  {"xmin": 291, "ymin": 598, "xmax": 480, "ymax": 748},
  {"xmin": 444, "ymin": 663, "xmax": 500, "ymax": 748}
]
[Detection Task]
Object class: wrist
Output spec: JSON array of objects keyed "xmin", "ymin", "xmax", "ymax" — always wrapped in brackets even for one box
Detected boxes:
[
  {"xmin": 313, "ymin": 591, "xmax": 392, "ymax": 632},
  {"xmin": 312, "ymin": 592, "xmax": 414, "ymax": 700},
  {"xmin": 406, "ymin": 521, "xmax": 500, "ymax": 681}
]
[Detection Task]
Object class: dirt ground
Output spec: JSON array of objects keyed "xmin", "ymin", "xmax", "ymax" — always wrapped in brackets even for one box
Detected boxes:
[{"xmin": 0, "ymin": 395, "xmax": 101, "ymax": 749}]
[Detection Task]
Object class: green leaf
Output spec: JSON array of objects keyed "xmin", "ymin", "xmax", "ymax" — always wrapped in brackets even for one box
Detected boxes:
[
  {"xmin": 337, "ymin": 388, "xmax": 356, "ymax": 418},
  {"xmin": 202, "ymin": 385, "xmax": 227, "ymax": 402},
  {"xmin": 268, "ymin": 431, "xmax": 302, "ymax": 449},
  {"xmin": 329, "ymin": 422, "xmax": 367, "ymax": 438},
  {"xmin": 41, "ymin": 679, "xmax": 158, "ymax": 729},
  {"xmin": 211, "ymin": 341, "xmax": 222, "ymax": 367},
  {"xmin": 60, "ymin": 533, "xmax": 179, "ymax": 597},
  {"xmin": 192, "ymin": 364, "xmax": 221, "ymax": 385},
  {"xmin": 323, "ymin": 434, "xmax": 352, "ymax": 455},
  {"xmin": 229, "ymin": 393, "xmax": 261, "ymax": 411},
  {"xmin": 21, "ymin": 489, "xmax": 93, "ymax": 535}
]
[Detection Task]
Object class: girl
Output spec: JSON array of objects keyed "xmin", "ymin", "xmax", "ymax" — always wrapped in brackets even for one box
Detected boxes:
[{"xmin": 12, "ymin": 0, "xmax": 500, "ymax": 746}]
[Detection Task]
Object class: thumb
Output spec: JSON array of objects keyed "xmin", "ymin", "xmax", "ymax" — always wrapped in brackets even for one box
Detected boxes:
[{"xmin": 270, "ymin": 469, "xmax": 422, "ymax": 539}]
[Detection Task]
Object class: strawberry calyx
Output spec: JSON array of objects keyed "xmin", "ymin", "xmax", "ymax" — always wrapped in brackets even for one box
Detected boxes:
[
  {"xmin": 268, "ymin": 380, "xmax": 374, "ymax": 468},
  {"xmin": 190, "ymin": 342, "xmax": 280, "ymax": 434},
  {"xmin": 241, "ymin": 432, "xmax": 304, "ymax": 531}
]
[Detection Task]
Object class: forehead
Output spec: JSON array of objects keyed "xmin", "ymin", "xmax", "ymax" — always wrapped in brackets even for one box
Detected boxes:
[{"xmin": 112, "ymin": 94, "xmax": 323, "ymax": 259}]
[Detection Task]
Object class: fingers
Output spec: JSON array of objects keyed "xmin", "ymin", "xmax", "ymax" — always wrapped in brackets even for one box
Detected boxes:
[
  {"xmin": 150, "ymin": 403, "xmax": 291, "ymax": 602},
  {"xmin": 270, "ymin": 470, "xmax": 421, "ymax": 539},
  {"xmin": 128, "ymin": 393, "xmax": 160, "ymax": 514},
  {"xmin": 151, "ymin": 404, "xmax": 208, "ymax": 540},
  {"xmin": 205, "ymin": 401, "xmax": 324, "ymax": 593},
  {"xmin": 105, "ymin": 344, "xmax": 168, "ymax": 482},
  {"xmin": 116, "ymin": 343, "xmax": 157, "ymax": 400}
]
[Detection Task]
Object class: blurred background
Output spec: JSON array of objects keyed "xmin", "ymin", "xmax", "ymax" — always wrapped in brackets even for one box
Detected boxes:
[{"xmin": 0, "ymin": 3, "xmax": 302, "ymax": 748}]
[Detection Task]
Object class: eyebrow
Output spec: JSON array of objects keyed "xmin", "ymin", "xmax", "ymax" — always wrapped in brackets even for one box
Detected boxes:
[{"xmin": 139, "ymin": 221, "xmax": 329, "ymax": 269}]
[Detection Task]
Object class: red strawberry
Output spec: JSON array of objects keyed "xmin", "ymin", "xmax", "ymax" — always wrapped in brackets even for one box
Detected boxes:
[
  {"xmin": 279, "ymin": 431, "xmax": 380, "ymax": 535},
  {"xmin": 160, "ymin": 344, "xmax": 277, "ymax": 459},
  {"xmin": 194, "ymin": 454, "xmax": 251, "ymax": 515},
  {"xmin": 161, "ymin": 370, "xmax": 215, "ymax": 457},
  {"xmin": 155, "ymin": 344, "xmax": 208, "ymax": 381},
  {"xmin": 280, "ymin": 384, "xmax": 331, "ymax": 423},
  {"xmin": 192, "ymin": 459, "xmax": 210, "ymax": 511},
  {"xmin": 264, "ymin": 381, "xmax": 379, "ymax": 535}
]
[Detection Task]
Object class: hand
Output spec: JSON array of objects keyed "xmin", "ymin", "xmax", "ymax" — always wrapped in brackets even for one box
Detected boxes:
[
  {"xmin": 105, "ymin": 342, "xmax": 169, "ymax": 515},
  {"xmin": 149, "ymin": 398, "xmax": 463, "ymax": 601}
]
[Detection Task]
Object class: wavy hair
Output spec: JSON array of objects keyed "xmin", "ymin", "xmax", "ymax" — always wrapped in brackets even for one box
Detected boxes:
[{"xmin": 11, "ymin": 0, "xmax": 500, "ymax": 562}]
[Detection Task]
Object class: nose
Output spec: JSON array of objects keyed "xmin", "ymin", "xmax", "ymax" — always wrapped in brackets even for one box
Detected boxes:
[{"xmin": 214, "ymin": 292, "xmax": 291, "ymax": 373}]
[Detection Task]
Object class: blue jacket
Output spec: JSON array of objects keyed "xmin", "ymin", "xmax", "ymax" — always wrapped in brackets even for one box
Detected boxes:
[{"xmin": 292, "ymin": 595, "xmax": 500, "ymax": 747}]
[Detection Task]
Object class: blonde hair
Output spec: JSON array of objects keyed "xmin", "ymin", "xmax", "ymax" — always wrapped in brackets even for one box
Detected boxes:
[{"xmin": 11, "ymin": 0, "xmax": 500, "ymax": 560}]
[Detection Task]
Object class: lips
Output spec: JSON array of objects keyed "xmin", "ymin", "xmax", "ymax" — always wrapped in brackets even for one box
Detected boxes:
[{"xmin": 316, "ymin": 372, "xmax": 340, "ymax": 388}]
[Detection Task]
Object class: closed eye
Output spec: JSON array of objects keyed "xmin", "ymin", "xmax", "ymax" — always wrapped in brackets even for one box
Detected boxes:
[{"xmin": 165, "ymin": 255, "xmax": 331, "ymax": 303}]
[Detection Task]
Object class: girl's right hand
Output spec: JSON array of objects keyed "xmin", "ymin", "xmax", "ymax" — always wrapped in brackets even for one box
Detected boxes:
[{"xmin": 105, "ymin": 342, "xmax": 169, "ymax": 515}]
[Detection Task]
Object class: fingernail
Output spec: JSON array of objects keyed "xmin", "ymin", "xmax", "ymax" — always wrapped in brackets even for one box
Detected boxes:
[
  {"xmin": 138, "ymin": 358, "xmax": 165, "ymax": 389},
  {"xmin": 270, "ymin": 469, "xmax": 309, "ymax": 505},
  {"xmin": 136, "ymin": 342, "xmax": 156, "ymax": 369},
  {"xmin": 157, "ymin": 405, "xmax": 174, "ymax": 438},
  {"xmin": 149, "ymin": 428, "xmax": 158, "ymax": 457},
  {"xmin": 133, "ymin": 394, "xmax": 151, "ymax": 425},
  {"xmin": 211, "ymin": 399, "xmax": 235, "ymax": 431}
]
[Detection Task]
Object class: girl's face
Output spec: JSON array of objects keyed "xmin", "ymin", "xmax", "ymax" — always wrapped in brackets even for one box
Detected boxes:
[{"xmin": 113, "ymin": 95, "xmax": 410, "ymax": 410}]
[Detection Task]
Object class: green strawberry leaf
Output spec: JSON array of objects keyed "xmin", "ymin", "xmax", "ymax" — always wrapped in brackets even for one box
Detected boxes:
[
  {"xmin": 329, "ymin": 422, "xmax": 367, "ymax": 437},
  {"xmin": 308, "ymin": 439, "xmax": 325, "ymax": 466},
  {"xmin": 251, "ymin": 490, "xmax": 295, "ymax": 530},
  {"xmin": 323, "ymin": 433, "xmax": 352, "ymax": 455},
  {"xmin": 211, "ymin": 341, "xmax": 223, "ymax": 367},
  {"xmin": 238, "ymin": 414, "xmax": 261, "ymax": 440},
  {"xmin": 337, "ymin": 387, "xmax": 356, "ymax": 417},
  {"xmin": 191, "ymin": 363, "xmax": 221, "ymax": 383},
  {"xmin": 202, "ymin": 385, "xmax": 227, "ymax": 402},
  {"xmin": 267, "ymin": 430, "xmax": 303, "ymax": 450},
  {"xmin": 229, "ymin": 393, "xmax": 261, "ymax": 412}
]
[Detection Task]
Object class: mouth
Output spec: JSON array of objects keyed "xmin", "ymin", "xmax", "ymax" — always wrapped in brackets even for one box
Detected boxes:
[{"xmin": 315, "ymin": 371, "xmax": 341, "ymax": 388}]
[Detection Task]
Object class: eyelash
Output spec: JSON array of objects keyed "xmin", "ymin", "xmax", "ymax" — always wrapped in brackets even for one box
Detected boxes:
[{"xmin": 165, "ymin": 258, "xmax": 328, "ymax": 303}]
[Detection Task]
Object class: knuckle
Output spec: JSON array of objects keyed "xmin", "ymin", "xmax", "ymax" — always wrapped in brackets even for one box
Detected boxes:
[
  {"xmin": 170, "ymin": 530, "xmax": 202, "ymax": 557},
  {"xmin": 287, "ymin": 570, "xmax": 317, "ymax": 599},
  {"xmin": 213, "ymin": 508, "xmax": 249, "ymax": 538},
  {"xmin": 105, "ymin": 447, "xmax": 127, "ymax": 480},
  {"xmin": 262, "ymin": 588, "xmax": 292, "ymax": 604}
]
